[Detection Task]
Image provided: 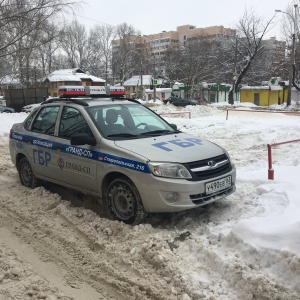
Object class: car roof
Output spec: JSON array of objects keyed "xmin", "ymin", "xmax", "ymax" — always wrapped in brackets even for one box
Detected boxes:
[{"xmin": 41, "ymin": 97, "xmax": 141, "ymax": 108}]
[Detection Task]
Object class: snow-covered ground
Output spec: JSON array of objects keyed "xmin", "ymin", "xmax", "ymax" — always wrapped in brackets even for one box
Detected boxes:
[{"xmin": 0, "ymin": 101, "xmax": 299, "ymax": 300}]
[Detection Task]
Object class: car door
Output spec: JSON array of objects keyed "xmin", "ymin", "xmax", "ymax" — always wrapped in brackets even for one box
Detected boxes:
[
  {"xmin": 28, "ymin": 105, "xmax": 60, "ymax": 179},
  {"xmin": 51, "ymin": 106, "xmax": 98, "ymax": 193}
]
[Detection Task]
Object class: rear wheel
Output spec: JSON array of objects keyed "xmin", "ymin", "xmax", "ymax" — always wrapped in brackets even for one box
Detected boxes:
[
  {"xmin": 106, "ymin": 177, "xmax": 147, "ymax": 225},
  {"xmin": 18, "ymin": 157, "xmax": 39, "ymax": 188}
]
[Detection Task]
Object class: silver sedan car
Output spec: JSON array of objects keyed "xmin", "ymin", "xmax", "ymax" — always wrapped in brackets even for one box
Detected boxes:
[{"xmin": 9, "ymin": 97, "xmax": 236, "ymax": 224}]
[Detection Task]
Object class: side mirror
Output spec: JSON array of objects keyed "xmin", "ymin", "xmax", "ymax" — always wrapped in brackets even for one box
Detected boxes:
[
  {"xmin": 70, "ymin": 133, "xmax": 96, "ymax": 146},
  {"xmin": 170, "ymin": 124, "xmax": 177, "ymax": 130}
]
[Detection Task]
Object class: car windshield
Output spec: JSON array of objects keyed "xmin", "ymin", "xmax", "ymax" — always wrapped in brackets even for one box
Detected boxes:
[{"xmin": 87, "ymin": 103, "xmax": 179, "ymax": 139}]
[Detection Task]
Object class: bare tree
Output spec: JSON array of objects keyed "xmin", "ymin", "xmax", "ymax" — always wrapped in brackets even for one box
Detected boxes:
[
  {"xmin": 0, "ymin": 0, "xmax": 79, "ymax": 57},
  {"xmin": 60, "ymin": 19, "xmax": 88, "ymax": 68},
  {"xmin": 10, "ymin": 19, "xmax": 55, "ymax": 86},
  {"xmin": 164, "ymin": 38, "xmax": 222, "ymax": 97},
  {"xmin": 112, "ymin": 23, "xmax": 141, "ymax": 84},
  {"xmin": 278, "ymin": 3, "xmax": 300, "ymax": 94},
  {"xmin": 87, "ymin": 24, "xmax": 115, "ymax": 83},
  {"xmin": 228, "ymin": 9, "xmax": 276, "ymax": 104},
  {"xmin": 0, "ymin": 0, "xmax": 79, "ymax": 88},
  {"xmin": 279, "ymin": 3, "xmax": 295, "ymax": 41},
  {"xmin": 36, "ymin": 23, "xmax": 63, "ymax": 76}
]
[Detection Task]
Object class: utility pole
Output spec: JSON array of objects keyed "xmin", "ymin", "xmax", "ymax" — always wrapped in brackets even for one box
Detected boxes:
[
  {"xmin": 140, "ymin": 71, "xmax": 143, "ymax": 99},
  {"xmin": 288, "ymin": 30, "xmax": 296, "ymax": 106},
  {"xmin": 276, "ymin": 4, "xmax": 298, "ymax": 106},
  {"xmin": 289, "ymin": 4, "xmax": 298, "ymax": 106},
  {"xmin": 287, "ymin": 5, "xmax": 298, "ymax": 106},
  {"xmin": 34, "ymin": 66, "xmax": 37, "ymax": 87},
  {"xmin": 153, "ymin": 59, "xmax": 156, "ymax": 102},
  {"xmin": 143, "ymin": 34, "xmax": 157, "ymax": 101},
  {"xmin": 228, "ymin": 36, "xmax": 238, "ymax": 105},
  {"xmin": 152, "ymin": 46, "xmax": 157, "ymax": 102},
  {"xmin": 139, "ymin": 54, "xmax": 143, "ymax": 99}
]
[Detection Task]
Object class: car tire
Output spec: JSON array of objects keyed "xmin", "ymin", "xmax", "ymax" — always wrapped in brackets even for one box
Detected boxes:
[
  {"xmin": 18, "ymin": 157, "xmax": 39, "ymax": 188},
  {"xmin": 3, "ymin": 110, "xmax": 12, "ymax": 113},
  {"xmin": 106, "ymin": 177, "xmax": 147, "ymax": 225}
]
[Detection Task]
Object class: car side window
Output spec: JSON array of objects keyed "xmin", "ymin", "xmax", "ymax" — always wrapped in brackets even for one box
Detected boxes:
[
  {"xmin": 24, "ymin": 110, "xmax": 38, "ymax": 130},
  {"xmin": 31, "ymin": 106, "xmax": 59, "ymax": 135},
  {"xmin": 59, "ymin": 106, "xmax": 93, "ymax": 139}
]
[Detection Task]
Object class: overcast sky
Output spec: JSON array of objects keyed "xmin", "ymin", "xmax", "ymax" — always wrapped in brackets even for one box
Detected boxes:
[{"xmin": 75, "ymin": 0, "xmax": 292, "ymax": 40}]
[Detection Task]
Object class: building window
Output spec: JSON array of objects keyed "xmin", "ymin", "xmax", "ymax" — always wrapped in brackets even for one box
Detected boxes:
[
  {"xmin": 51, "ymin": 82, "xmax": 57, "ymax": 89},
  {"xmin": 65, "ymin": 81, "xmax": 80, "ymax": 86}
]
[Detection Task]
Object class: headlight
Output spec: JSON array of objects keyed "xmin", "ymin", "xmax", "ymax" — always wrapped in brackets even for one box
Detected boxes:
[{"xmin": 148, "ymin": 162, "xmax": 192, "ymax": 179}]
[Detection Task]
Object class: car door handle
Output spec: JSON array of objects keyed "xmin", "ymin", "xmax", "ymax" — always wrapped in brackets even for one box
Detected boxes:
[{"xmin": 55, "ymin": 144, "xmax": 63, "ymax": 150}]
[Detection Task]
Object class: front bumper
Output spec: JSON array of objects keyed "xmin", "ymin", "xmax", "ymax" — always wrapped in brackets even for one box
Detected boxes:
[{"xmin": 134, "ymin": 166, "xmax": 236, "ymax": 213}]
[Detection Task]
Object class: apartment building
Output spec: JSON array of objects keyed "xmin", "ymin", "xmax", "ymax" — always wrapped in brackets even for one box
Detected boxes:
[{"xmin": 112, "ymin": 24, "xmax": 236, "ymax": 77}]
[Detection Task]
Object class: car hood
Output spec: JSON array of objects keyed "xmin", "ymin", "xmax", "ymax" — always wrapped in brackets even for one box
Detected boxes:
[{"xmin": 114, "ymin": 132, "xmax": 224, "ymax": 162}]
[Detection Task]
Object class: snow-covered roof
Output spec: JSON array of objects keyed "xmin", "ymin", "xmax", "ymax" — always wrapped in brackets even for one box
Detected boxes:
[
  {"xmin": 240, "ymin": 85, "xmax": 271, "ymax": 90},
  {"xmin": 145, "ymin": 88, "xmax": 172, "ymax": 93},
  {"xmin": 123, "ymin": 75, "xmax": 163, "ymax": 86},
  {"xmin": 270, "ymin": 85, "xmax": 282, "ymax": 91},
  {"xmin": 46, "ymin": 68, "xmax": 105, "ymax": 83}
]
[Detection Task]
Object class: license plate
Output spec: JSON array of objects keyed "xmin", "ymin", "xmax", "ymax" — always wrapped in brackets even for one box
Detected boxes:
[{"xmin": 206, "ymin": 176, "xmax": 232, "ymax": 194}]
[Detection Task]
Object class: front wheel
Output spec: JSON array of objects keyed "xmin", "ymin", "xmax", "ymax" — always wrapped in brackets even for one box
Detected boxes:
[
  {"xmin": 18, "ymin": 157, "xmax": 39, "ymax": 188},
  {"xmin": 106, "ymin": 177, "xmax": 147, "ymax": 225}
]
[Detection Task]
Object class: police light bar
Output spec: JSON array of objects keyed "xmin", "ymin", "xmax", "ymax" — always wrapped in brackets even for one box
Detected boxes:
[
  {"xmin": 89, "ymin": 86, "xmax": 107, "ymax": 95},
  {"xmin": 59, "ymin": 86, "xmax": 86, "ymax": 96},
  {"xmin": 58, "ymin": 85, "xmax": 126, "ymax": 98},
  {"xmin": 109, "ymin": 86, "xmax": 126, "ymax": 97}
]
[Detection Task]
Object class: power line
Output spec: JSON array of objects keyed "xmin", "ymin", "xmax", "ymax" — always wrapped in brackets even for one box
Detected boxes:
[{"xmin": 70, "ymin": 13, "xmax": 116, "ymax": 27}]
